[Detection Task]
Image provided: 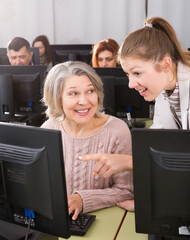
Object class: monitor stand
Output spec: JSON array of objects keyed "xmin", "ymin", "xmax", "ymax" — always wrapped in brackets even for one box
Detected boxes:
[
  {"xmin": 149, "ymin": 234, "xmax": 190, "ymax": 240},
  {"xmin": 0, "ymin": 220, "xmax": 43, "ymax": 240}
]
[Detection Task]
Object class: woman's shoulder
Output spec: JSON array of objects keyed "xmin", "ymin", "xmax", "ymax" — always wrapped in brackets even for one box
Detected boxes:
[
  {"xmin": 177, "ymin": 62, "xmax": 190, "ymax": 81},
  {"xmin": 104, "ymin": 115, "xmax": 130, "ymax": 132},
  {"xmin": 41, "ymin": 118, "xmax": 62, "ymax": 130}
]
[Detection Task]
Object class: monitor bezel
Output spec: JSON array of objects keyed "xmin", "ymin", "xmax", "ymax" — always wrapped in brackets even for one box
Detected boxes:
[
  {"xmin": 0, "ymin": 122, "xmax": 71, "ymax": 239},
  {"xmin": 132, "ymin": 128, "xmax": 190, "ymax": 239},
  {"xmin": 50, "ymin": 44, "xmax": 92, "ymax": 66}
]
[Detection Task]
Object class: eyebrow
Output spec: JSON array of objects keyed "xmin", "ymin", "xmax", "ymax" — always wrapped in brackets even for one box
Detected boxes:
[
  {"xmin": 65, "ymin": 83, "xmax": 94, "ymax": 91},
  {"xmin": 129, "ymin": 66, "xmax": 141, "ymax": 72}
]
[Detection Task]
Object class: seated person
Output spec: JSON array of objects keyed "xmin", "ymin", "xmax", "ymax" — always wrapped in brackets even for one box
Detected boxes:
[
  {"xmin": 7, "ymin": 37, "xmax": 33, "ymax": 66},
  {"xmin": 92, "ymin": 38, "xmax": 120, "ymax": 67},
  {"xmin": 32, "ymin": 35, "xmax": 52, "ymax": 71},
  {"xmin": 41, "ymin": 61, "xmax": 134, "ymax": 220}
]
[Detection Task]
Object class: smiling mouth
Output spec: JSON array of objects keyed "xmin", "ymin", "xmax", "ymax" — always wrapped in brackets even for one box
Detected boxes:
[
  {"xmin": 138, "ymin": 88, "xmax": 147, "ymax": 93},
  {"xmin": 75, "ymin": 109, "xmax": 89, "ymax": 113}
]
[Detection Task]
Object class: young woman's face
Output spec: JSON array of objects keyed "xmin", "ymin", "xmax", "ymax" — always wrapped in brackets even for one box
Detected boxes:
[
  {"xmin": 97, "ymin": 50, "xmax": 117, "ymax": 67},
  {"xmin": 33, "ymin": 41, "xmax": 45, "ymax": 57},
  {"xmin": 61, "ymin": 75, "xmax": 98, "ymax": 125},
  {"xmin": 121, "ymin": 57, "xmax": 170, "ymax": 102}
]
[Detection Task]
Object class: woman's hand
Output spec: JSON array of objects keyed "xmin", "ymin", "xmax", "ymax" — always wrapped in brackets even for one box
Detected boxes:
[
  {"xmin": 79, "ymin": 153, "xmax": 132, "ymax": 178},
  {"xmin": 117, "ymin": 200, "xmax": 135, "ymax": 212},
  {"xmin": 68, "ymin": 193, "xmax": 83, "ymax": 220}
]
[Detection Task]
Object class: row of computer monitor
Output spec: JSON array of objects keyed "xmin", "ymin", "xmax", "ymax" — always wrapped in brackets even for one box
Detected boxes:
[
  {"xmin": 0, "ymin": 44, "xmax": 92, "ymax": 66},
  {"xmin": 0, "ymin": 65, "xmax": 190, "ymax": 240},
  {"xmin": 0, "ymin": 65, "xmax": 152, "ymax": 126},
  {"xmin": 0, "ymin": 115, "xmax": 190, "ymax": 240}
]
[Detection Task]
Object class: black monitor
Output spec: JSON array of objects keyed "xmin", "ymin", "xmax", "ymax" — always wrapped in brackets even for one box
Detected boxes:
[
  {"xmin": 93, "ymin": 67, "xmax": 153, "ymax": 119},
  {"xmin": 0, "ymin": 48, "xmax": 10, "ymax": 65},
  {"xmin": 0, "ymin": 47, "xmax": 40, "ymax": 65},
  {"xmin": 132, "ymin": 128, "xmax": 190, "ymax": 240},
  {"xmin": 0, "ymin": 65, "xmax": 47, "ymax": 125},
  {"xmin": 50, "ymin": 44, "xmax": 92, "ymax": 66},
  {"xmin": 0, "ymin": 122, "xmax": 70, "ymax": 239}
]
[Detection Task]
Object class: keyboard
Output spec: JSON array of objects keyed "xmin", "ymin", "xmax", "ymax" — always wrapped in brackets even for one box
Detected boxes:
[{"xmin": 69, "ymin": 213, "xmax": 96, "ymax": 236}]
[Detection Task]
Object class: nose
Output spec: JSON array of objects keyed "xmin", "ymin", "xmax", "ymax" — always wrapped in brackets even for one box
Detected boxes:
[
  {"xmin": 15, "ymin": 58, "xmax": 22, "ymax": 66},
  {"xmin": 78, "ymin": 94, "xmax": 88, "ymax": 105},
  {"xmin": 101, "ymin": 60, "xmax": 107, "ymax": 67},
  {"xmin": 128, "ymin": 77, "xmax": 138, "ymax": 89}
]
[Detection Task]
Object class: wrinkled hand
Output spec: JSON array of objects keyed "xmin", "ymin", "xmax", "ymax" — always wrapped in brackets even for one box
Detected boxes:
[
  {"xmin": 79, "ymin": 153, "xmax": 132, "ymax": 178},
  {"xmin": 68, "ymin": 193, "xmax": 83, "ymax": 220}
]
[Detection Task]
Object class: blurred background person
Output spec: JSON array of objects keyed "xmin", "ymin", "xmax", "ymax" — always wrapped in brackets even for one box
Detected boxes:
[
  {"xmin": 32, "ymin": 35, "xmax": 52, "ymax": 71},
  {"xmin": 7, "ymin": 37, "xmax": 33, "ymax": 66},
  {"xmin": 92, "ymin": 38, "xmax": 120, "ymax": 67}
]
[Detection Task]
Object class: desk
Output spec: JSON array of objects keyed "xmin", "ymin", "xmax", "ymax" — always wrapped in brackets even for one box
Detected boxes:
[
  {"xmin": 116, "ymin": 211, "xmax": 148, "ymax": 240},
  {"xmin": 59, "ymin": 206, "xmax": 125, "ymax": 240},
  {"xmin": 145, "ymin": 119, "xmax": 153, "ymax": 128}
]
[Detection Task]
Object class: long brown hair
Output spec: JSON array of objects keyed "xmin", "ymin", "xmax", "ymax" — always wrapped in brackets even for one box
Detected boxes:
[
  {"xmin": 32, "ymin": 35, "xmax": 52, "ymax": 63},
  {"xmin": 118, "ymin": 17, "xmax": 190, "ymax": 67}
]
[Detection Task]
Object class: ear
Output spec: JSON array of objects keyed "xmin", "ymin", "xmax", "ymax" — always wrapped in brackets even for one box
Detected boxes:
[
  {"xmin": 160, "ymin": 56, "xmax": 173, "ymax": 72},
  {"xmin": 30, "ymin": 51, "xmax": 33, "ymax": 61}
]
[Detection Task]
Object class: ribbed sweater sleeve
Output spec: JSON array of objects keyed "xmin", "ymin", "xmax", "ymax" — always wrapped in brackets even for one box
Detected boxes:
[{"xmin": 41, "ymin": 116, "xmax": 133, "ymax": 213}]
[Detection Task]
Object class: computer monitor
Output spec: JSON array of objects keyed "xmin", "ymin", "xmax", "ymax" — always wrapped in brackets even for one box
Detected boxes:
[
  {"xmin": 93, "ymin": 67, "xmax": 153, "ymax": 119},
  {"xmin": 50, "ymin": 44, "xmax": 92, "ymax": 66},
  {"xmin": 0, "ymin": 65, "xmax": 47, "ymax": 125},
  {"xmin": 132, "ymin": 128, "xmax": 190, "ymax": 240},
  {"xmin": 0, "ymin": 122, "xmax": 70, "ymax": 239},
  {"xmin": 0, "ymin": 47, "xmax": 40, "ymax": 65},
  {"xmin": 0, "ymin": 48, "xmax": 10, "ymax": 65}
]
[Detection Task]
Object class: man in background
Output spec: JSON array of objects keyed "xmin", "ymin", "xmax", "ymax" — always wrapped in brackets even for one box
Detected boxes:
[{"xmin": 7, "ymin": 37, "xmax": 33, "ymax": 66}]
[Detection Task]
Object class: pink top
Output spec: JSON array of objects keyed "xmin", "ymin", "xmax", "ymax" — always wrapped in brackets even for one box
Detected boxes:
[{"xmin": 41, "ymin": 116, "xmax": 133, "ymax": 213}]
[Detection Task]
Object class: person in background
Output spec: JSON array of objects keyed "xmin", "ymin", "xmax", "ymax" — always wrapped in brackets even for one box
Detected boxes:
[
  {"xmin": 80, "ymin": 16, "xmax": 190, "ymax": 211},
  {"xmin": 7, "ymin": 37, "xmax": 33, "ymax": 66},
  {"xmin": 32, "ymin": 35, "xmax": 52, "ymax": 71},
  {"xmin": 41, "ymin": 61, "xmax": 133, "ymax": 220},
  {"xmin": 91, "ymin": 38, "xmax": 120, "ymax": 67}
]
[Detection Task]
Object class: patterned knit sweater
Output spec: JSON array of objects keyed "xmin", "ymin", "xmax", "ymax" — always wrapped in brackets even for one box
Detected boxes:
[{"xmin": 41, "ymin": 116, "xmax": 134, "ymax": 213}]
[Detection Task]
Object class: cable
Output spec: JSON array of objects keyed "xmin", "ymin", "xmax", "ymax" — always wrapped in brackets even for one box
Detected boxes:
[
  {"xmin": 24, "ymin": 209, "xmax": 35, "ymax": 240},
  {"xmin": 25, "ymin": 219, "xmax": 32, "ymax": 240}
]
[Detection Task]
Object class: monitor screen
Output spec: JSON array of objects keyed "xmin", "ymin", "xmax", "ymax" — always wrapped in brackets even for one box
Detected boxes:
[
  {"xmin": 132, "ymin": 128, "xmax": 190, "ymax": 240},
  {"xmin": 93, "ymin": 67, "xmax": 153, "ymax": 119},
  {"xmin": 0, "ymin": 122, "xmax": 70, "ymax": 239},
  {"xmin": 50, "ymin": 44, "xmax": 92, "ymax": 66},
  {"xmin": 0, "ymin": 47, "xmax": 40, "ymax": 65},
  {"xmin": 0, "ymin": 65, "xmax": 47, "ymax": 125}
]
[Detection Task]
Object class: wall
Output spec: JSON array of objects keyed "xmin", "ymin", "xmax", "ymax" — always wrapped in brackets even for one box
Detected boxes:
[
  {"xmin": 0, "ymin": 0, "xmax": 189, "ymax": 49},
  {"xmin": 0, "ymin": 0, "xmax": 145, "ymax": 47}
]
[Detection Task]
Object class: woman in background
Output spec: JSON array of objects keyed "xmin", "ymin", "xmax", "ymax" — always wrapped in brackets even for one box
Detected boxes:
[
  {"xmin": 32, "ymin": 35, "xmax": 52, "ymax": 70},
  {"xmin": 92, "ymin": 38, "xmax": 120, "ymax": 67},
  {"xmin": 41, "ymin": 61, "xmax": 133, "ymax": 220}
]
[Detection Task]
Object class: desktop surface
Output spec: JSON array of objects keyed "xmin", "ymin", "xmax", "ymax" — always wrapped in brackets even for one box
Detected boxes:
[{"xmin": 117, "ymin": 212, "xmax": 148, "ymax": 240}]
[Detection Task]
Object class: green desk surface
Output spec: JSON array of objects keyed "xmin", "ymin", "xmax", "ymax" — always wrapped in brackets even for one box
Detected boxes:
[
  {"xmin": 116, "ymin": 211, "xmax": 148, "ymax": 240},
  {"xmin": 59, "ymin": 206, "xmax": 125, "ymax": 240},
  {"xmin": 145, "ymin": 119, "xmax": 153, "ymax": 128}
]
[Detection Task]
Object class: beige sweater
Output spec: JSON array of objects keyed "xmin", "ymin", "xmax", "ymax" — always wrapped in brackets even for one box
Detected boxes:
[{"xmin": 41, "ymin": 116, "xmax": 133, "ymax": 213}]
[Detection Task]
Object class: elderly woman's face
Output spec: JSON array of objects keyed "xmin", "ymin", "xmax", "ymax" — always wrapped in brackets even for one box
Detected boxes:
[
  {"xmin": 97, "ymin": 50, "xmax": 117, "ymax": 67},
  {"xmin": 61, "ymin": 74, "xmax": 98, "ymax": 125}
]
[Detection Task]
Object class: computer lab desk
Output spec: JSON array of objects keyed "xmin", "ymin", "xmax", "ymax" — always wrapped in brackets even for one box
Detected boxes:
[
  {"xmin": 116, "ymin": 211, "xmax": 148, "ymax": 240},
  {"xmin": 59, "ymin": 206, "xmax": 126, "ymax": 240}
]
